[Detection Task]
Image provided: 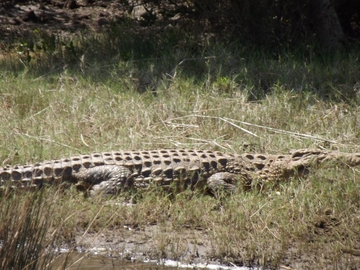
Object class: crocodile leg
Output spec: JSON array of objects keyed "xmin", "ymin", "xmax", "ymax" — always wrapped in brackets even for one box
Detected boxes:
[{"xmin": 73, "ymin": 165, "xmax": 132, "ymax": 196}]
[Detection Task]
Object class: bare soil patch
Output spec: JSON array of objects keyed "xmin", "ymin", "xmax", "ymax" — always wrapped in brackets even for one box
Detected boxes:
[
  {"xmin": 0, "ymin": 0, "xmax": 131, "ymax": 45},
  {"xmin": 72, "ymin": 209, "xmax": 360, "ymax": 269}
]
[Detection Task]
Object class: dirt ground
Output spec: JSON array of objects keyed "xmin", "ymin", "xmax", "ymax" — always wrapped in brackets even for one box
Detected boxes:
[
  {"xmin": 75, "ymin": 224, "xmax": 218, "ymax": 267},
  {"xmin": 0, "ymin": 0, "xmax": 140, "ymax": 45},
  {"xmin": 73, "ymin": 221, "xmax": 360, "ymax": 269}
]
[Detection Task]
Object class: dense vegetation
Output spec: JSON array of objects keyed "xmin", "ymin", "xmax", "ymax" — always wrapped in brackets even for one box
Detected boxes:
[{"xmin": 3, "ymin": 0, "xmax": 360, "ymax": 51}]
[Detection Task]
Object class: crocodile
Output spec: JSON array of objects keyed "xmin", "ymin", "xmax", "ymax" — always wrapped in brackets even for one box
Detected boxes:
[{"xmin": 1, "ymin": 148, "xmax": 360, "ymax": 196}]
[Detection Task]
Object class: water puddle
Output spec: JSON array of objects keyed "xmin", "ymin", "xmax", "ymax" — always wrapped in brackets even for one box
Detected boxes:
[{"xmin": 57, "ymin": 251, "xmax": 253, "ymax": 270}]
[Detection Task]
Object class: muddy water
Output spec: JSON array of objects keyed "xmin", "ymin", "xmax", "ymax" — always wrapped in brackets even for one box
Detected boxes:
[
  {"xmin": 61, "ymin": 225, "xmax": 254, "ymax": 270},
  {"xmin": 59, "ymin": 253, "xmax": 250, "ymax": 270},
  {"xmin": 64, "ymin": 255, "xmax": 176, "ymax": 269},
  {"xmin": 56, "ymin": 253, "xmax": 167, "ymax": 269}
]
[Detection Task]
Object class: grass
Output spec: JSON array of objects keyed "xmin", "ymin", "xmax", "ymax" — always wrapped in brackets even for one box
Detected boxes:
[
  {"xmin": 0, "ymin": 189, "xmax": 69, "ymax": 270},
  {"xmin": 0, "ymin": 21, "xmax": 360, "ymax": 269}
]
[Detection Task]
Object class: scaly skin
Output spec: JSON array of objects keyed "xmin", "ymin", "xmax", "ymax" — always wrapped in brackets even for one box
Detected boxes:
[{"xmin": 1, "ymin": 149, "xmax": 360, "ymax": 195}]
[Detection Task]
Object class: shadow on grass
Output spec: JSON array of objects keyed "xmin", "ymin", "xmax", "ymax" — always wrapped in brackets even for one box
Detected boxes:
[{"xmin": 1, "ymin": 16, "xmax": 360, "ymax": 102}]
